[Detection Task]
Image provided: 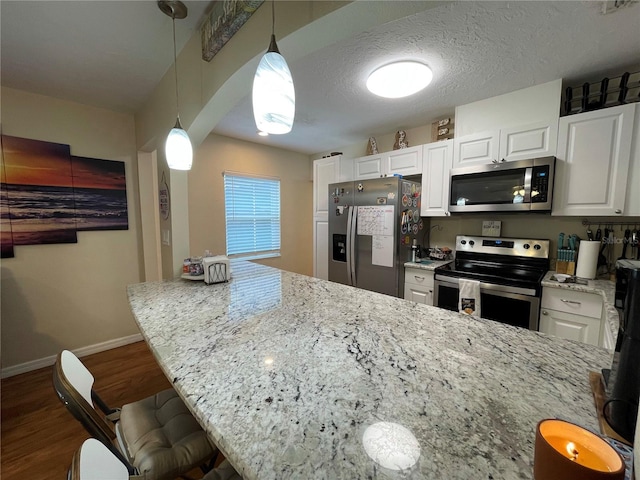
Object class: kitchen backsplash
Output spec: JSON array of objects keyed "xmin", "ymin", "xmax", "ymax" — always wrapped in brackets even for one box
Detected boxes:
[{"xmin": 426, "ymin": 214, "xmax": 640, "ymax": 272}]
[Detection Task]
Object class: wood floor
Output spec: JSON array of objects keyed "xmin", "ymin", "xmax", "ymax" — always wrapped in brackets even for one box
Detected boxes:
[{"xmin": 1, "ymin": 341, "xmax": 175, "ymax": 480}]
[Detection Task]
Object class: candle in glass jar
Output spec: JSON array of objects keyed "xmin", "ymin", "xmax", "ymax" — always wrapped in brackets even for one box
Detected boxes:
[{"xmin": 534, "ymin": 419, "xmax": 625, "ymax": 480}]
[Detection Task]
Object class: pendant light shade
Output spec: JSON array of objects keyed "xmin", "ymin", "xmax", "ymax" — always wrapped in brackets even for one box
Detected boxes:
[
  {"xmin": 165, "ymin": 118, "xmax": 193, "ymax": 170},
  {"xmin": 159, "ymin": 1, "xmax": 193, "ymax": 170},
  {"xmin": 252, "ymin": 3, "xmax": 295, "ymax": 135}
]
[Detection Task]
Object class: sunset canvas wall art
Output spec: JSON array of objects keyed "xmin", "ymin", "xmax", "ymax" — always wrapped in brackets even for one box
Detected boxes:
[
  {"xmin": 1, "ymin": 135, "xmax": 77, "ymax": 245},
  {"xmin": 1, "ymin": 157, "xmax": 14, "ymax": 258},
  {"xmin": 71, "ymin": 156, "xmax": 128, "ymax": 231}
]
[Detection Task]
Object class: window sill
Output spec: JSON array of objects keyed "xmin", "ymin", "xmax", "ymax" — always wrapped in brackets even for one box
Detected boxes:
[{"xmin": 229, "ymin": 252, "xmax": 281, "ymax": 262}]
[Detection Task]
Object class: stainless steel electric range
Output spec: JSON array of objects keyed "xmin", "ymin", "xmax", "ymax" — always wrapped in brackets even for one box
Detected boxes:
[{"xmin": 434, "ymin": 235, "xmax": 550, "ymax": 330}]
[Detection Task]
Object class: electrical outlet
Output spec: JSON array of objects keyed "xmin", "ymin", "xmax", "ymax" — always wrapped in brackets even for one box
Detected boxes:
[{"xmin": 482, "ymin": 221, "xmax": 501, "ymax": 237}]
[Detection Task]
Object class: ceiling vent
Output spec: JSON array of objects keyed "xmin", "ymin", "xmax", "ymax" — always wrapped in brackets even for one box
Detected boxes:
[{"xmin": 601, "ymin": 0, "xmax": 638, "ymax": 14}]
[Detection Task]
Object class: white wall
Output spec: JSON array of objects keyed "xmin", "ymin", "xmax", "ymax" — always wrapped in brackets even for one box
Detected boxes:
[
  {"xmin": 188, "ymin": 134, "xmax": 313, "ymax": 276},
  {"xmin": 1, "ymin": 87, "xmax": 143, "ymax": 374}
]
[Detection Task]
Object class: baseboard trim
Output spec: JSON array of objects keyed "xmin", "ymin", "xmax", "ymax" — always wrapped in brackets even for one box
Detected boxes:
[{"xmin": 1, "ymin": 333, "xmax": 144, "ymax": 379}]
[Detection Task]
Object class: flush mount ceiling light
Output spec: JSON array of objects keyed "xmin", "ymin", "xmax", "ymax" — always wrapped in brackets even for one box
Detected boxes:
[
  {"xmin": 159, "ymin": 0, "xmax": 193, "ymax": 171},
  {"xmin": 366, "ymin": 61, "xmax": 433, "ymax": 99},
  {"xmin": 252, "ymin": 0, "xmax": 295, "ymax": 135}
]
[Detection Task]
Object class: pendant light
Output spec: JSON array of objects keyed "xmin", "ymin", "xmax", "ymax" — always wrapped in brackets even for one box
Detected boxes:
[
  {"xmin": 159, "ymin": 1, "xmax": 193, "ymax": 170},
  {"xmin": 252, "ymin": 1, "xmax": 295, "ymax": 135}
]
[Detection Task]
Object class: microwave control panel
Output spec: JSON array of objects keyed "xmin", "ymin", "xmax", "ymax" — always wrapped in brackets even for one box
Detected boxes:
[{"xmin": 531, "ymin": 165, "xmax": 550, "ymax": 203}]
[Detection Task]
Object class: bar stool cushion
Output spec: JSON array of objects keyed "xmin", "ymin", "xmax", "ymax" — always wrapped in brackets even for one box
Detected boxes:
[{"xmin": 118, "ymin": 388, "xmax": 214, "ymax": 480}]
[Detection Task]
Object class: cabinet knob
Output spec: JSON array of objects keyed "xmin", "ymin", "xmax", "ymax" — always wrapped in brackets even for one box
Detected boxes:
[
  {"xmin": 414, "ymin": 275, "xmax": 425, "ymax": 281},
  {"xmin": 445, "ymin": 211, "xmax": 450, "ymax": 216},
  {"xmin": 542, "ymin": 310, "xmax": 548, "ymax": 316},
  {"xmin": 615, "ymin": 209, "xmax": 622, "ymax": 214}
]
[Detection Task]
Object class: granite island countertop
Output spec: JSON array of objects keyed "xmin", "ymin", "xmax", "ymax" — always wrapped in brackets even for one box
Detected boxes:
[
  {"xmin": 541, "ymin": 271, "xmax": 617, "ymax": 347},
  {"xmin": 128, "ymin": 261, "xmax": 611, "ymax": 480}
]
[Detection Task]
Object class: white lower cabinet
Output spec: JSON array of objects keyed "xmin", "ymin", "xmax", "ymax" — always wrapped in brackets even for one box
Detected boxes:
[
  {"xmin": 539, "ymin": 287, "xmax": 604, "ymax": 346},
  {"xmin": 404, "ymin": 268, "xmax": 434, "ymax": 305},
  {"xmin": 314, "ymin": 219, "xmax": 329, "ymax": 281}
]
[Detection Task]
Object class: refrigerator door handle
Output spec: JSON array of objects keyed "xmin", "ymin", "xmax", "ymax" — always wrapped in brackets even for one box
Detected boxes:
[
  {"xmin": 346, "ymin": 206, "xmax": 354, "ymax": 286},
  {"xmin": 350, "ymin": 206, "xmax": 358, "ymax": 286}
]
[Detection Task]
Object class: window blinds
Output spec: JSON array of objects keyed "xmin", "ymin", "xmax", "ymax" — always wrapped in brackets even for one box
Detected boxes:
[{"xmin": 224, "ymin": 173, "xmax": 281, "ymax": 257}]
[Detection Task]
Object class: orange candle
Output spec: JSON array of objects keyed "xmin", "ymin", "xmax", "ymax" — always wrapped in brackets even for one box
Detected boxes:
[{"xmin": 534, "ymin": 419, "xmax": 625, "ymax": 480}]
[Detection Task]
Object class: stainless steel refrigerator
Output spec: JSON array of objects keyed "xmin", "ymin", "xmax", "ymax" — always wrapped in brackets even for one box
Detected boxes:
[{"xmin": 328, "ymin": 177, "xmax": 425, "ymax": 297}]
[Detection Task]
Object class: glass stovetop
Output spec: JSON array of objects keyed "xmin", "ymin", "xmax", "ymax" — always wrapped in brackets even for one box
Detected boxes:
[{"xmin": 436, "ymin": 260, "xmax": 547, "ymax": 289}]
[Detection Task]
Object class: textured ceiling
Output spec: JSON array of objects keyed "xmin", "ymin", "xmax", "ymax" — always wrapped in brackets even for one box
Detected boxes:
[
  {"xmin": 214, "ymin": 0, "xmax": 640, "ymax": 154},
  {"xmin": 0, "ymin": 0, "xmax": 212, "ymax": 113},
  {"xmin": 1, "ymin": 1, "xmax": 639, "ymax": 156}
]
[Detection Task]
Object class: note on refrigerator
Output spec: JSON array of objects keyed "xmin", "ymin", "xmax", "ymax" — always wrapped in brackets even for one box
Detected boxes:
[
  {"xmin": 372, "ymin": 235, "xmax": 394, "ymax": 267},
  {"xmin": 357, "ymin": 206, "xmax": 395, "ymax": 236}
]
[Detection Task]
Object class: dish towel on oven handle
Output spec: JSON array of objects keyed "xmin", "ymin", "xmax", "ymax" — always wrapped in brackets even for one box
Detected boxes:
[{"xmin": 458, "ymin": 278, "xmax": 481, "ymax": 317}]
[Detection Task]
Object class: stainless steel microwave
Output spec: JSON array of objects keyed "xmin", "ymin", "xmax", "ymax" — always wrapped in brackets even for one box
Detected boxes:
[{"xmin": 449, "ymin": 156, "xmax": 555, "ymax": 213}]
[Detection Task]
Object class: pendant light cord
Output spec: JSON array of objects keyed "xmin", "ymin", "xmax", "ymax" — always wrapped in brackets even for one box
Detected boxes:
[
  {"xmin": 271, "ymin": 0, "xmax": 275, "ymax": 36},
  {"xmin": 171, "ymin": 12, "xmax": 180, "ymax": 121}
]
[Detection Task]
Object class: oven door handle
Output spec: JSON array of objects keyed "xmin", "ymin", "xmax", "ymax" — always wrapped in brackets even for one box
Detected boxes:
[{"xmin": 434, "ymin": 274, "xmax": 536, "ymax": 297}]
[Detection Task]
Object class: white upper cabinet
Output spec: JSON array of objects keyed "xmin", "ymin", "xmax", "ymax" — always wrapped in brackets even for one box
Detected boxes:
[
  {"xmin": 313, "ymin": 155, "xmax": 352, "ymax": 280},
  {"xmin": 453, "ymin": 80, "xmax": 561, "ymax": 168},
  {"xmin": 453, "ymin": 121, "xmax": 558, "ymax": 168},
  {"xmin": 353, "ymin": 154, "xmax": 385, "ymax": 180},
  {"xmin": 385, "ymin": 145, "xmax": 423, "ymax": 176},
  {"xmin": 499, "ymin": 120, "xmax": 558, "ymax": 162},
  {"xmin": 452, "ymin": 130, "xmax": 499, "ymax": 167},
  {"xmin": 624, "ymin": 104, "xmax": 640, "ymax": 216},
  {"xmin": 313, "ymin": 157, "xmax": 340, "ymax": 217},
  {"xmin": 421, "ymin": 140, "xmax": 453, "ymax": 217},
  {"xmin": 552, "ymin": 103, "xmax": 635, "ymax": 216},
  {"xmin": 354, "ymin": 146, "xmax": 423, "ymax": 180}
]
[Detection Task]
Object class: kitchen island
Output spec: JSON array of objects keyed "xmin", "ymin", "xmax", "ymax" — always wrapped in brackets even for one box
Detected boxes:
[{"xmin": 127, "ymin": 261, "xmax": 611, "ymax": 480}]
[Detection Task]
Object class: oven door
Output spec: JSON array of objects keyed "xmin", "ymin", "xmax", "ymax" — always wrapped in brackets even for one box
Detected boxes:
[{"xmin": 434, "ymin": 276, "xmax": 540, "ymax": 330}]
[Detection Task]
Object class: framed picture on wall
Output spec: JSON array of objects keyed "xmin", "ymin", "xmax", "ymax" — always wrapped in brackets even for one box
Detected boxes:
[{"xmin": 71, "ymin": 156, "xmax": 128, "ymax": 231}]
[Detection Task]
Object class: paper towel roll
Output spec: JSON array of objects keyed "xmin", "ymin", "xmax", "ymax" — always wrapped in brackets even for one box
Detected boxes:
[{"xmin": 576, "ymin": 240, "xmax": 600, "ymax": 279}]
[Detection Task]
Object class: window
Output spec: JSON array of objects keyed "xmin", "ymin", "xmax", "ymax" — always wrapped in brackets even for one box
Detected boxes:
[{"xmin": 223, "ymin": 173, "xmax": 280, "ymax": 259}]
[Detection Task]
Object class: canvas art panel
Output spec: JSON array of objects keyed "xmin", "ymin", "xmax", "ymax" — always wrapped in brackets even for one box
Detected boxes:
[
  {"xmin": 1, "ymin": 135, "xmax": 78, "ymax": 246},
  {"xmin": 71, "ymin": 156, "xmax": 128, "ymax": 231},
  {"xmin": 0, "ymin": 157, "xmax": 14, "ymax": 258}
]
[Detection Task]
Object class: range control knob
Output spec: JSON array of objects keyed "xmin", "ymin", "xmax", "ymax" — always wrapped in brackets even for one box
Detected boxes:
[
  {"xmin": 469, "ymin": 240, "xmax": 475, "ymax": 246},
  {"xmin": 460, "ymin": 240, "xmax": 467, "ymax": 245},
  {"xmin": 523, "ymin": 244, "xmax": 530, "ymax": 249},
  {"xmin": 534, "ymin": 244, "xmax": 542, "ymax": 250}
]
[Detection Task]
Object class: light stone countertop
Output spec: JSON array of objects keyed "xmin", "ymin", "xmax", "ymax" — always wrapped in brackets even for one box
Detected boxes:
[
  {"xmin": 541, "ymin": 271, "xmax": 618, "ymax": 346},
  {"xmin": 128, "ymin": 261, "xmax": 611, "ymax": 480},
  {"xmin": 404, "ymin": 259, "xmax": 453, "ymax": 271}
]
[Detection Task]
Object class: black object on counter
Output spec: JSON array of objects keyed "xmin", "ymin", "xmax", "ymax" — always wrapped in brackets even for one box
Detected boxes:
[{"xmin": 604, "ymin": 260, "xmax": 640, "ymax": 443}]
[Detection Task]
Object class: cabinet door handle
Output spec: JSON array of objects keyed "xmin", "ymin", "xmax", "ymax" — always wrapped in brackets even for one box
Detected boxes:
[
  {"xmin": 542, "ymin": 310, "xmax": 548, "ymax": 315},
  {"xmin": 414, "ymin": 275, "xmax": 425, "ymax": 281},
  {"xmin": 615, "ymin": 209, "xmax": 622, "ymax": 214},
  {"xmin": 560, "ymin": 299, "xmax": 581, "ymax": 305}
]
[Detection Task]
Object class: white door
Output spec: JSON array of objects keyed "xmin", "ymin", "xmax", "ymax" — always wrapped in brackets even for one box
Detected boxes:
[
  {"xmin": 552, "ymin": 104, "xmax": 635, "ymax": 216},
  {"xmin": 539, "ymin": 309, "xmax": 601, "ymax": 346},
  {"xmin": 421, "ymin": 140, "xmax": 453, "ymax": 216},
  {"xmin": 354, "ymin": 154, "xmax": 385, "ymax": 179},
  {"xmin": 313, "ymin": 219, "xmax": 329, "ymax": 280},
  {"xmin": 499, "ymin": 120, "xmax": 558, "ymax": 161},
  {"xmin": 404, "ymin": 284, "xmax": 433, "ymax": 305},
  {"xmin": 453, "ymin": 130, "xmax": 500, "ymax": 167},
  {"xmin": 385, "ymin": 145, "xmax": 422, "ymax": 176},
  {"xmin": 313, "ymin": 157, "xmax": 340, "ymax": 217}
]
